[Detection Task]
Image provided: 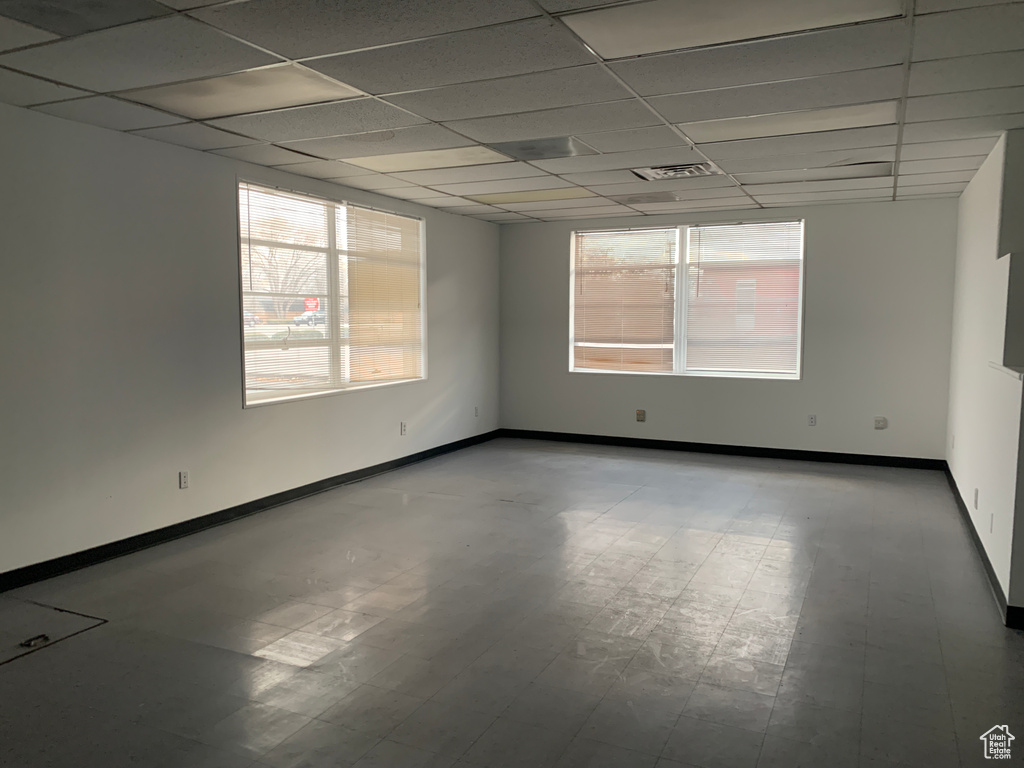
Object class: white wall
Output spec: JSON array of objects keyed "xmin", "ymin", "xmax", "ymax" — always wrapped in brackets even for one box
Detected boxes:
[
  {"xmin": 946, "ymin": 136, "xmax": 1023, "ymax": 600},
  {"xmin": 0, "ymin": 103, "xmax": 500, "ymax": 575},
  {"xmin": 500, "ymin": 200, "xmax": 957, "ymax": 460}
]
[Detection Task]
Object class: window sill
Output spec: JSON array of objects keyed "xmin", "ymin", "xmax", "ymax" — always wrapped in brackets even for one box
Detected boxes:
[
  {"xmin": 569, "ymin": 368, "xmax": 800, "ymax": 381},
  {"xmin": 244, "ymin": 376, "xmax": 426, "ymax": 408}
]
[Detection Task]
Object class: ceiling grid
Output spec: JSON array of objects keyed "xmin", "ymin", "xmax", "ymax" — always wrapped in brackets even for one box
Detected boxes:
[{"xmin": 0, "ymin": 0, "xmax": 1019, "ymax": 221}]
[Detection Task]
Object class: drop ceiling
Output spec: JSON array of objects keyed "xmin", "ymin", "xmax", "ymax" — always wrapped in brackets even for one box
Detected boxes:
[{"xmin": 0, "ymin": 0, "xmax": 1020, "ymax": 223}]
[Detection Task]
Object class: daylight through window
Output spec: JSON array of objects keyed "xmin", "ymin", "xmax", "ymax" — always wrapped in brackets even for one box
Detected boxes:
[
  {"xmin": 571, "ymin": 220, "xmax": 804, "ymax": 379},
  {"xmin": 239, "ymin": 182, "xmax": 424, "ymax": 406}
]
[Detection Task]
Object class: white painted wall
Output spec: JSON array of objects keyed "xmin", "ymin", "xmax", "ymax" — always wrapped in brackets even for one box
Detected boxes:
[
  {"xmin": 946, "ymin": 136, "xmax": 1023, "ymax": 600},
  {"xmin": 500, "ymin": 200, "xmax": 957, "ymax": 460},
  {"xmin": 0, "ymin": 103, "xmax": 500, "ymax": 575}
]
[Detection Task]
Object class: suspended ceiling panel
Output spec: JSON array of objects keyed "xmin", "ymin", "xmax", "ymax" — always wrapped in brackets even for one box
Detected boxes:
[{"xmin": 0, "ymin": 0, "xmax": 1019, "ymax": 222}]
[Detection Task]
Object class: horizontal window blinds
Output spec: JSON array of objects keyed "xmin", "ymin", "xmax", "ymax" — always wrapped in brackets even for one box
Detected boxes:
[
  {"xmin": 570, "ymin": 220, "xmax": 803, "ymax": 379},
  {"xmin": 685, "ymin": 221, "xmax": 803, "ymax": 376},
  {"xmin": 573, "ymin": 228, "xmax": 677, "ymax": 373},
  {"xmin": 347, "ymin": 207, "xmax": 423, "ymax": 383},
  {"xmin": 238, "ymin": 183, "xmax": 424, "ymax": 405}
]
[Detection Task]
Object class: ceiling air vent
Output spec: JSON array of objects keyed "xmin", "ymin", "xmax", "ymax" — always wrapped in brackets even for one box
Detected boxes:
[{"xmin": 630, "ymin": 163, "xmax": 721, "ymax": 180}]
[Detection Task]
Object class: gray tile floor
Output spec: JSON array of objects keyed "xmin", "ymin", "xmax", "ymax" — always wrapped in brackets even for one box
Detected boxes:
[{"xmin": 2, "ymin": 438, "xmax": 1022, "ymax": 768}]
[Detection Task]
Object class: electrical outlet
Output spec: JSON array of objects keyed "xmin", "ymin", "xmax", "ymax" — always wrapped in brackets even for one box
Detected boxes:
[
  {"xmin": 636, "ymin": 409, "xmax": 646, "ymax": 422},
  {"xmin": 952, "ymin": 434, "xmax": 955, "ymax": 450},
  {"xmin": 178, "ymin": 471, "xmax": 189, "ymax": 490},
  {"xmin": 474, "ymin": 406, "xmax": 479, "ymax": 418},
  {"xmin": 400, "ymin": 422, "xmax": 407, "ymax": 436},
  {"xmin": 990, "ymin": 513, "xmax": 994, "ymax": 533},
  {"xmin": 874, "ymin": 416, "xmax": 888, "ymax": 430},
  {"xmin": 808, "ymin": 414, "xmax": 817, "ymax": 427},
  {"xmin": 974, "ymin": 488, "xmax": 979, "ymax": 510}
]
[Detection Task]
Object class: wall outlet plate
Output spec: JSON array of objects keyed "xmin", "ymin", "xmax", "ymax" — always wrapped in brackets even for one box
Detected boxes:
[
  {"xmin": 636, "ymin": 409, "xmax": 646, "ymax": 422},
  {"xmin": 178, "ymin": 471, "xmax": 189, "ymax": 490},
  {"xmin": 400, "ymin": 422, "xmax": 407, "ymax": 435},
  {"xmin": 808, "ymin": 415, "xmax": 817, "ymax": 427}
]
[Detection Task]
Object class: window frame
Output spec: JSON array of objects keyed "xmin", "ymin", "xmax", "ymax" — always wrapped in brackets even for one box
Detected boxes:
[
  {"xmin": 236, "ymin": 178, "xmax": 428, "ymax": 408},
  {"xmin": 569, "ymin": 219, "xmax": 805, "ymax": 381}
]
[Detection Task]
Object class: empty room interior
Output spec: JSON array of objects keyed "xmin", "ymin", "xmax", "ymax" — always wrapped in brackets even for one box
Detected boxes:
[{"xmin": 3, "ymin": 0, "xmax": 1024, "ymax": 766}]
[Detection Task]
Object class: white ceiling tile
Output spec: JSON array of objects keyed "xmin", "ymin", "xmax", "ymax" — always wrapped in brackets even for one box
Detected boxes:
[
  {"xmin": 680, "ymin": 101, "xmax": 898, "ymax": 143},
  {"xmin": 500, "ymin": 196, "xmax": 622, "ymax": 211},
  {"xmin": 130, "ymin": 122, "xmax": 258, "ymax": 150},
  {"xmin": 901, "ymin": 113, "xmax": 1024, "ymax": 143},
  {"xmin": 609, "ymin": 19, "xmax": 906, "ymax": 96},
  {"xmin": 607, "ymin": 187, "xmax": 748, "ymax": 204},
  {"xmin": 160, "ymin": 0, "xmax": 222, "ymax": 8},
  {"xmin": 894, "ymin": 192, "xmax": 960, "ymax": 200},
  {"xmin": 540, "ymin": 209, "xmax": 641, "ymax": 219},
  {"xmin": 0, "ymin": 66, "xmax": 86, "ymax": 106},
  {"xmin": 897, "ymin": 170, "xmax": 977, "ymax": 186},
  {"xmin": 573, "ymin": 125, "xmax": 686, "ymax": 153},
  {"xmin": 192, "ymin": 0, "xmax": 540, "ymax": 59},
  {"xmin": 755, "ymin": 191, "xmax": 892, "ymax": 203},
  {"xmin": 305, "ymin": 19, "xmax": 590, "ymax": 94},
  {"xmin": 650, "ymin": 67, "xmax": 904, "ymax": 124},
  {"xmin": 280, "ymin": 125, "xmax": 471, "ymax": 160},
  {"xmin": 906, "ymin": 87, "xmax": 1024, "ymax": 123},
  {"xmin": 383, "ymin": 65, "xmax": 628, "ymax": 122},
  {"xmin": 631, "ymin": 198, "xmax": 759, "ymax": 212},
  {"xmin": 122, "ymin": 64, "xmax": 362, "ymax": 120},
  {"xmin": 467, "ymin": 187, "xmax": 596, "ymax": 204},
  {"xmin": 338, "ymin": 174, "xmax": 415, "ymax": 191},
  {"xmin": 536, "ymin": 204, "xmax": 634, "ymax": 218},
  {"xmin": 562, "ymin": 0, "xmax": 903, "ymax": 59},
  {"xmin": 414, "ymin": 196, "xmax": 473, "ymax": 207},
  {"xmin": 342, "ymin": 145, "xmax": 512, "ymax": 172},
  {"xmin": 898, "ymin": 137, "xmax": 999, "ymax": 160},
  {"xmin": 896, "ymin": 156, "xmax": 985, "ymax": 175},
  {"xmin": 559, "ymin": 169, "xmax": 644, "ymax": 185},
  {"xmin": 699, "ymin": 125, "xmax": 899, "ymax": 159},
  {"xmin": 446, "ymin": 204, "xmax": 504, "ymax": 214},
  {"xmin": 0, "ymin": 0, "xmax": 171, "ymax": 37},
  {"xmin": 735, "ymin": 162, "xmax": 893, "ymax": 184},
  {"xmin": 212, "ymin": 143, "xmax": 314, "ymax": 165},
  {"xmin": 392, "ymin": 162, "xmax": 547, "ymax": 185},
  {"xmin": 377, "ymin": 186, "xmax": 440, "ymax": 200},
  {"xmin": 587, "ymin": 176, "xmax": 738, "ymax": 195},
  {"xmin": 488, "ymin": 136, "xmax": 598, "ymax": 161},
  {"xmin": 538, "ymin": 0, "xmax": 622, "ymax": 9},
  {"xmin": 0, "ymin": 16, "xmax": 57, "ymax": 52},
  {"xmin": 743, "ymin": 177, "xmax": 895, "ymax": 195},
  {"xmin": 716, "ymin": 146, "xmax": 896, "ymax": 173},
  {"xmin": 913, "ymin": 5, "xmax": 1024, "ymax": 61},
  {"xmin": 478, "ymin": 212, "xmax": 536, "ymax": 221},
  {"xmin": 271, "ymin": 159, "xmax": 374, "ymax": 179},
  {"xmin": 443, "ymin": 99, "xmax": 659, "ymax": 143},
  {"xmin": 895, "ymin": 182, "xmax": 966, "ymax": 195},
  {"xmin": 209, "ymin": 98, "xmax": 427, "ymax": 143},
  {"xmin": 0, "ymin": 16, "xmax": 280, "ymax": 91},
  {"xmin": 533, "ymin": 145, "xmax": 704, "ymax": 173},
  {"xmin": 909, "ymin": 52, "xmax": 1024, "ymax": 97},
  {"xmin": 34, "ymin": 95, "xmax": 183, "ymax": 130},
  {"xmin": 432, "ymin": 176, "xmax": 573, "ymax": 196}
]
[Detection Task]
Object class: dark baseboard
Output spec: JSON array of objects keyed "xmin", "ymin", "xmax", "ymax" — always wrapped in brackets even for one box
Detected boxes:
[
  {"xmin": 943, "ymin": 469, "xmax": 1017, "ymax": 628},
  {"xmin": 498, "ymin": 429, "xmax": 947, "ymax": 470},
  {"xmin": 0, "ymin": 430, "xmax": 500, "ymax": 594}
]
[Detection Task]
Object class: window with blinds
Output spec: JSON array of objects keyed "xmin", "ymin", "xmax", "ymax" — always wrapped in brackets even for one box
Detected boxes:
[
  {"xmin": 571, "ymin": 220, "xmax": 803, "ymax": 379},
  {"xmin": 238, "ymin": 182, "xmax": 424, "ymax": 406}
]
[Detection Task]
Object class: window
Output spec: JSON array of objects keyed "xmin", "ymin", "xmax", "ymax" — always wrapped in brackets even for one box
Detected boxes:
[
  {"xmin": 238, "ymin": 182, "xmax": 424, "ymax": 406},
  {"xmin": 571, "ymin": 220, "xmax": 804, "ymax": 379}
]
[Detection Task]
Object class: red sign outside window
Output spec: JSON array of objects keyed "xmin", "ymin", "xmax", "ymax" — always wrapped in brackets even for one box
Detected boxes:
[{"xmin": 304, "ymin": 298, "xmax": 320, "ymax": 311}]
